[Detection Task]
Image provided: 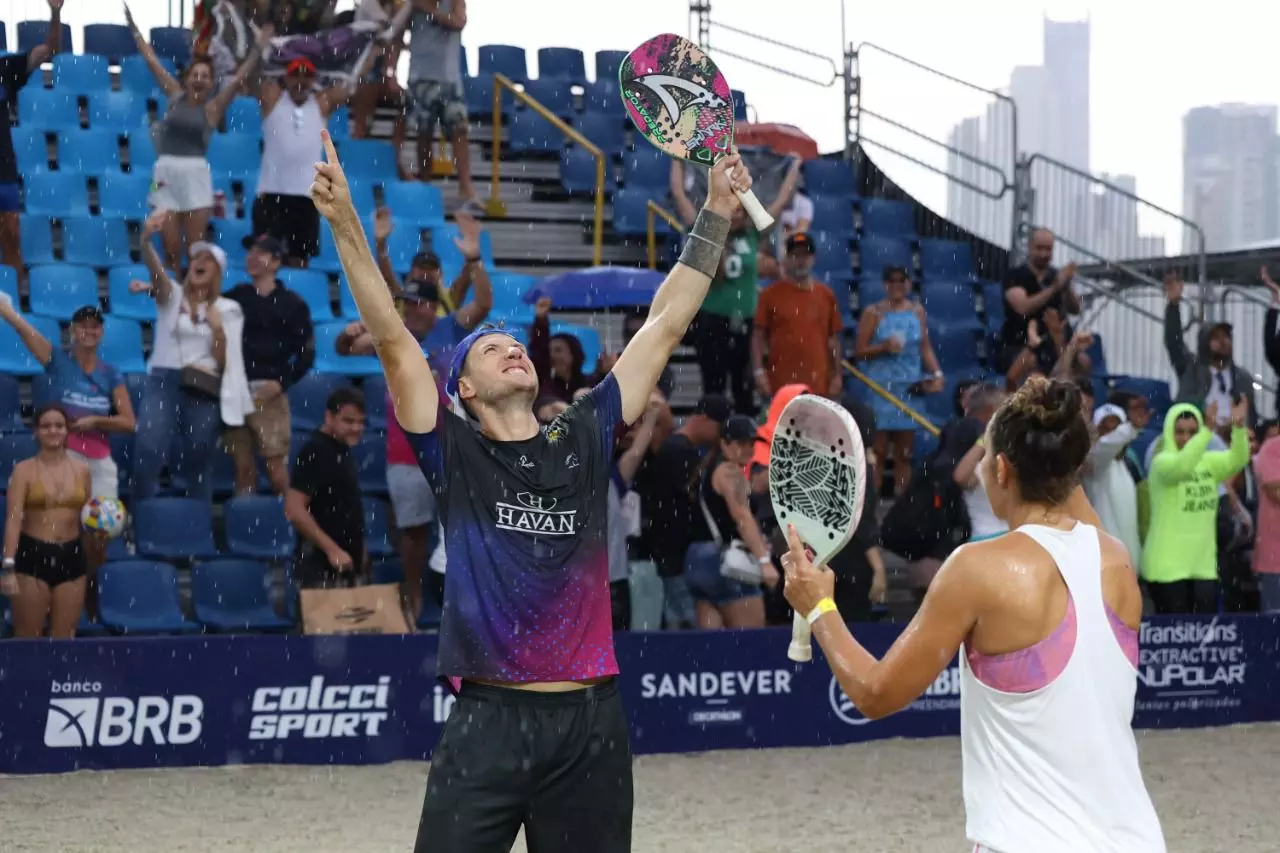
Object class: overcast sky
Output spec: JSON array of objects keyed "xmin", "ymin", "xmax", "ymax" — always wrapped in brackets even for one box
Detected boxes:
[{"xmin": 3, "ymin": 0, "xmax": 1276, "ymax": 246}]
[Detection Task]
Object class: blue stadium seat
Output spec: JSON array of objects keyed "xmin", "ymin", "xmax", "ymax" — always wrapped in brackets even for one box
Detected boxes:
[
  {"xmin": 211, "ymin": 218, "xmax": 252, "ymax": 267},
  {"xmin": 576, "ymin": 111, "xmax": 626, "ymax": 156},
  {"xmin": 18, "ymin": 88, "xmax": 79, "ymax": 131},
  {"xmin": 622, "ymin": 147, "xmax": 668, "ymax": 190},
  {"xmin": 560, "ymin": 146, "xmax": 615, "ymax": 194},
  {"xmin": 58, "ymin": 129, "xmax": 122, "ymax": 178},
  {"xmin": 337, "ymin": 139, "xmax": 399, "ymax": 182},
  {"xmin": 119, "ymin": 54, "xmax": 173, "ymax": 99},
  {"xmin": 812, "ymin": 233, "xmax": 854, "ymax": 278},
  {"xmin": 521, "ymin": 78, "xmax": 574, "ymax": 119},
  {"xmin": 464, "ymin": 73, "xmax": 509, "ymax": 119},
  {"xmin": 222, "ymin": 96, "xmax": 261, "ymax": 136},
  {"xmin": 224, "ymin": 496, "xmax": 295, "ymax": 560},
  {"xmin": 20, "ymin": 215, "xmax": 55, "ymax": 265},
  {"xmin": 12, "ymin": 126, "xmax": 49, "ymax": 174},
  {"xmin": 731, "ymin": 90, "xmax": 748, "ymax": 122},
  {"xmin": 537, "ymin": 47, "xmax": 586, "ymax": 83},
  {"xmin": 124, "ymin": 130, "xmax": 157, "ymax": 172},
  {"xmin": 382, "ymin": 181, "xmax": 445, "ymax": 228},
  {"xmin": 17, "ymin": 21, "xmax": 73, "ymax": 55},
  {"xmin": 149, "ymin": 27, "xmax": 192, "ymax": 68},
  {"xmin": 1107, "ymin": 376, "xmax": 1172, "ymax": 417},
  {"xmin": 860, "ymin": 198, "xmax": 916, "ymax": 238},
  {"xmin": 0, "ymin": 23, "xmax": 8, "ymax": 53},
  {"xmin": 107, "ymin": 265, "xmax": 156, "ymax": 322},
  {"xmin": 62, "ymin": 216, "xmax": 131, "ymax": 267},
  {"xmin": 98, "ymin": 560, "xmax": 200, "ymax": 635},
  {"xmin": 484, "ymin": 270, "xmax": 538, "ymax": 323},
  {"xmin": 582, "ymin": 79, "xmax": 620, "ymax": 113},
  {"xmin": 192, "ymin": 559, "xmax": 292, "ymax": 631},
  {"xmin": 98, "ymin": 171, "xmax": 152, "ymax": 219},
  {"xmin": 100, "ymin": 316, "xmax": 146, "ymax": 374},
  {"xmin": 0, "ymin": 434, "xmax": 37, "ymax": 484},
  {"xmin": 278, "ymin": 268, "xmax": 332, "ymax": 321},
  {"xmin": 612, "ymin": 188, "xmax": 666, "ymax": 237},
  {"xmin": 29, "ymin": 264, "xmax": 97, "ymax": 319},
  {"xmin": 919, "ymin": 238, "xmax": 975, "ymax": 280},
  {"xmin": 354, "ymin": 436, "xmax": 387, "ymax": 496},
  {"xmin": 288, "ymin": 374, "xmax": 350, "ymax": 432},
  {"xmin": 1083, "ymin": 334, "xmax": 1107, "ymax": 377},
  {"xmin": 327, "ymin": 106, "xmax": 351, "ymax": 140},
  {"xmin": 379, "ymin": 218, "xmax": 420, "ymax": 269},
  {"xmin": 363, "ymin": 497, "xmax": 395, "ymax": 557},
  {"xmin": 857, "ymin": 275, "xmax": 887, "ymax": 306},
  {"xmin": 372, "ymin": 555, "xmax": 403, "ymax": 586},
  {"xmin": 0, "ymin": 375, "xmax": 20, "ymax": 433},
  {"xmin": 507, "ymin": 107, "xmax": 563, "ymax": 153},
  {"xmin": 479, "ymin": 44, "xmax": 528, "ymax": 82},
  {"xmin": 312, "ymin": 222, "xmax": 342, "ymax": 274},
  {"xmin": 595, "ymin": 50, "xmax": 626, "ymax": 83},
  {"xmin": 343, "ymin": 178, "xmax": 376, "ymax": 218},
  {"xmin": 362, "ymin": 374, "xmax": 388, "ymax": 430},
  {"xmin": 929, "ymin": 321, "xmax": 983, "ymax": 369},
  {"xmin": 83, "ymin": 23, "xmax": 137, "ymax": 61},
  {"xmin": 921, "ymin": 280, "xmax": 978, "ymax": 322},
  {"xmin": 134, "ymin": 497, "xmax": 219, "ymax": 560},
  {"xmin": 24, "ymin": 171, "xmax": 89, "ymax": 217},
  {"xmin": 804, "ymin": 163, "xmax": 859, "ymax": 200},
  {"xmin": 980, "ymin": 281, "xmax": 1004, "ymax": 331},
  {"xmin": 87, "ymin": 91, "xmax": 148, "ymax": 131},
  {"xmin": 810, "ymin": 196, "xmax": 856, "ymax": 238},
  {"xmin": 858, "ymin": 234, "xmax": 914, "ymax": 275},
  {"xmin": 314, "ymin": 322, "xmax": 383, "ymax": 377},
  {"xmin": 207, "ymin": 133, "xmax": 261, "ymax": 180},
  {"xmin": 0, "ymin": 266, "xmax": 17, "ymax": 310},
  {"xmin": 431, "ymin": 223, "xmax": 494, "ymax": 268},
  {"xmin": 52, "ymin": 54, "xmax": 110, "ymax": 93}
]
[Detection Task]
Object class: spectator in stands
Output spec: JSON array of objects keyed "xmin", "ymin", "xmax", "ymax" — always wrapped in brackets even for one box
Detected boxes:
[
  {"xmin": 1004, "ymin": 308, "xmax": 1092, "ymax": 388},
  {"xmin": 530, "ymin": 298, "xmax": 599, "ymax": 403},
  {"xmin": 372, "ymin": 210, "xmax": 487, "ymax": 315},
  {"xmin": 1143, "ymin": 398, "xmax": 1249, "ymax": 614},
  {"xmin": 1083, "ymin": 403, "xmax": 1143, "ymax": 564},
  {"xmin": 853, "ymin": 265, "xmax": 943, "ymax": 496},
  {"xmin": 405, "ymin": 0, "xmax": 481, "ymax": 214},
  {"xmin": 223, "ymin": 235, "xmax": 315, "ymax": 495},
  {"xmin": 1252, "ymin": 431, "xmax": 1280, "ymax": 610},
  {"xmin": 752, "ymin": 232, "xmax": 844, "ymax": 399},
  {"xmin": 351, "ymin": 0, "xmax": 414, "ymax": 140},
  {"xmin": 267, "ymin": 0, "xmax": 338, "ymax": 34},
  {"xmin": 255, "ymin": 57, "xmax": 360, "ymax": 267},
  {"xmin": 130, "ymin": 215, "xmax": 251, "ymax": 501},
  {"xmin": 673, "ymin": 157, "xmax": 800, "ymax": 415},
  {"xmin": 0, "ymin": 0, "xmax": 61, "ymax": 283},
  {"xmin": 606, "ymin": 394, "xmax": 665, "ymax": 631},
  {"xmin": 126, "ymin": 9, "xmax": 270, "ymax": 269},
  {"xmin": 995, "ymin": 228, "xmax": 1080, "ymax": 374},
  {"xmin": 684, "ymin": 415, "xmax": 779, "ymax": 629},
  {"xmin": 822, "ymin": 396, "xmax": 887, "ymax": 622},
  {"xmin": 1, "ymin": 404, "xmax": 90, "ymax": 638},
  {"xmin": 1163, "ymin": 273, "xmax": 1257, "ymax": 429},
  {"xmin": 949, "ymin": 382, "xmax": 1009, "ymax": 542},
  {"xmin": 779, "ymin": 185, "xmax": 813, "ymax": 238},
  {"xmin": 284, "ymin": 387, "xmax": 368, "ymax": 588},
  {"xmin": 632, "ymin": 394, "xmax": 732, "ymax": 629}
]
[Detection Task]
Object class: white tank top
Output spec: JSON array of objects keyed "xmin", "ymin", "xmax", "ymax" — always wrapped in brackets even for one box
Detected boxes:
[
  {"xmin": 959, "ymin": 523, "xmax": 1166, "ymax": 853},
  {"xmin": 258, "ymin": 94, "xmax": 324, "ymax": 197}
]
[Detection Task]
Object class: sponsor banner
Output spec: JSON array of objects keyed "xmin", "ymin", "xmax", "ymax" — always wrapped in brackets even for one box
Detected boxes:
[{"xmin": 2, "ymin": 616, "xmax": 1279, "ymax": 774}]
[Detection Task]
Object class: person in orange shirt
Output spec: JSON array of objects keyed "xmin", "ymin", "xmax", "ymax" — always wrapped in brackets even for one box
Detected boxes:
[{"xmin": 750, "ymin": 232, "xmax": 845, "ymax": 400}]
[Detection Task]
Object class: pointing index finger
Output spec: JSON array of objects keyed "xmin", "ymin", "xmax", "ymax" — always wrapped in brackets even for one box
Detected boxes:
[{"xmin": 321, "ymin": 129, "xmax": 340, "ymax": 165}]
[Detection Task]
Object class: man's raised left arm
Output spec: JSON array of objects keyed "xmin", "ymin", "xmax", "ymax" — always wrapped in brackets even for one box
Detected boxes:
[{"xmin": 609, "ymin": 154, "xmax": 751, "ymax": 423}]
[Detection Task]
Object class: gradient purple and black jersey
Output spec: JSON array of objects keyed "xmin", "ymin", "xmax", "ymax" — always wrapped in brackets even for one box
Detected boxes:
[{"xmin": 406, "ymin": 375, "xmax": 625, "ymax": 684}]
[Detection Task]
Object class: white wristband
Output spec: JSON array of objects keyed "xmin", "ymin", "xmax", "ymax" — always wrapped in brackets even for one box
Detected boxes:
[{"xmin": 2, "ymin": 557, "xmax": 14, "ymax": 571}]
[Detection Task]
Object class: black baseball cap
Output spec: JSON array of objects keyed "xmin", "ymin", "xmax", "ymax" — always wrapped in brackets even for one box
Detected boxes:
[
  {"xmin": 71, "ymin": 305, "xmax": 104, "ymax": 324},
  {"xmin": 399, "ymin": 278, "xmax": 441, "ymax": 304},
  {"xmin": 412, "ymin": 251, "xmax": 442, "ymax": 270},
  {"xmin": 785, "ymin": 232, "xmax": 816, "ymax": 254},
  {"xmin": 243, "ymin": 233, "xmax": 286, "ymax": 260},
  {"xmin": 722, "ymin": 414, "xmax": 764, "ymax": 443},
  {"xmin": 693, "ymin": 394, "xmax": 732, "ymax": 424}
]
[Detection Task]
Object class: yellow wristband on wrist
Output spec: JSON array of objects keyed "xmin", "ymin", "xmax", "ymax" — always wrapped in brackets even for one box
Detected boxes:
[{"xmin": 805, "ymin": 598, "xmax": 838, "ymax": 625}]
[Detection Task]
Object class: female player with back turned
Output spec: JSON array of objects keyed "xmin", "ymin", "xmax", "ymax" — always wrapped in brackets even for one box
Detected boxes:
[
  {"xmin": 310, "ymin": 129, "xmax": 753, "ymax": 852},
  {"xmin": 783, "ymin": 376, "xmax": 1166, "ymax": 853}
]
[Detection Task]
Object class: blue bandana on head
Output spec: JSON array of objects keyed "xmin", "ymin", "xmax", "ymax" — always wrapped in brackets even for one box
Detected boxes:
[{"xmin": 444, "ymin": 326, "xmax": 520, "ymax": 414}]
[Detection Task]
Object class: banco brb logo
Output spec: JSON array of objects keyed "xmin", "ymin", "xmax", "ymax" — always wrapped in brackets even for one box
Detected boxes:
[
  {"xmin": 44, "ymin": 681, "xmax": 203, "ymax": 748},
  {"xmin": 829, "ymin": 676, "xmax": 872, "ymax": 726}
]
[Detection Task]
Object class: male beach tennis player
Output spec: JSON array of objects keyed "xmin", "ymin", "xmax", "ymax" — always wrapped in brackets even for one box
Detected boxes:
[{"xmin": 310, "ymin": 129, "xmax": 752, "ymax": 852}]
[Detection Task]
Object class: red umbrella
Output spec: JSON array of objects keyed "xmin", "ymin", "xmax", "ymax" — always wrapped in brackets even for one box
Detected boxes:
[{"xmin": 735, "ymin": 123, "xmax": 820, "ymax": 161}]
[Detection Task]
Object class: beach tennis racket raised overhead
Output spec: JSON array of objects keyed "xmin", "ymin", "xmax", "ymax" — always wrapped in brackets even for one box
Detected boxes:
[
  {"xmin": 619, "ymin": 33, "xmax": 774, "ymax": 231},
  {"xmin": 769, "ymin": 395, "xmax": 866, "ymax": 663}
]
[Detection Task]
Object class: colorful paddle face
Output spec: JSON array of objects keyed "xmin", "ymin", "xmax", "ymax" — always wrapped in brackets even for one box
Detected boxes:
[{"xmin": 620, "ymin": 34, "xmax": 736, "ymax": 167}]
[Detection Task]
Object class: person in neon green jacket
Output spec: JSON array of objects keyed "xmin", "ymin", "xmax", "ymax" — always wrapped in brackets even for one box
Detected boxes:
[{"xmin": 1141, "ymin": 398, "xmax": 1250, "ymax": 614}]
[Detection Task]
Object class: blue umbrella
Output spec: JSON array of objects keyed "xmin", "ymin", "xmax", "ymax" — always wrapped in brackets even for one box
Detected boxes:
[{"xmin": 523, "ymin": 266, "xmax": 665, "ymax": 309}]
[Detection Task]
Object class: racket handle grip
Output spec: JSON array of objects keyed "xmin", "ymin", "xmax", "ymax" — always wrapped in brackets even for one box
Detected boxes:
[
  {"xmin": 736, "ymin": 187, "xmax": 774, "ymax": 231},
  {"xmin": 787, "ymin": 611, "xmax": 813, "ymax": 663}
]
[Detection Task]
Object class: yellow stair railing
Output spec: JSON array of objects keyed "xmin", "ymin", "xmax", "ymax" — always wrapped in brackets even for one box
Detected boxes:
[
  {"xmin": 842, "ymin": 360, "xmax": 940, "ymax": 437},
  {"xmin": 486, "ymin": 73, "xmax": 605, "ymax": 266},
  {"xmin": 646, "ymin": 201, "xmax": 685, "ymax": 269}
]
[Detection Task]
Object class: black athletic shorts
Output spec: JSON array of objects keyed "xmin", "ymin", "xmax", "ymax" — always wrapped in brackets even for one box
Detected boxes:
[
  {"xmin": 251, "ymin": 192, "xmax": 320, "ymax": 260},
  {"xmin": 16, "ymin": 533, "xmax": 86, "ymax": 588},
  {"xmin": 414, "ymin": 678, "xmax": 633, "ymax": 853}
]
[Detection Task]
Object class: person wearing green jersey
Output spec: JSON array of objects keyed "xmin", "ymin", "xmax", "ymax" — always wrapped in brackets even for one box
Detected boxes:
[{"xmin": 1142, "ymin": 397, "xmax": 1250, "ymax": 614}]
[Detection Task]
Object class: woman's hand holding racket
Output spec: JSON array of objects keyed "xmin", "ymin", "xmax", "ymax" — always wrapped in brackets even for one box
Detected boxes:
[{"xmin": 780, "ymin": 523, "xmax": 835, "ymax": 620}]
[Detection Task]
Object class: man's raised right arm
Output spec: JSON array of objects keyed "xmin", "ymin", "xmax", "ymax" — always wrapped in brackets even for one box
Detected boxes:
[{"xmin": 310, "ymin": 130, "xmax": 439, "ymax": 433}]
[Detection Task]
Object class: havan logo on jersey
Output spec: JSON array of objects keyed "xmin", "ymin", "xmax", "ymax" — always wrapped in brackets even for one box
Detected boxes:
[{"xmin": 495, "ymin": 491, "xmax": 579, "ymax": 536}]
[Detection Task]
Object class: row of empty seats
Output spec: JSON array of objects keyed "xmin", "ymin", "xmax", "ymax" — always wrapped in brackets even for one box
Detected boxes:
[{"xmin": 0, "ymin": 22, "xmax": 190, "ymax": 65}]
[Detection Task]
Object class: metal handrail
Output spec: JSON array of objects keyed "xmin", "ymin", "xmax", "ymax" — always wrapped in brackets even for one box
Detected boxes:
[
  {"xmin": 646, "ymin": 201, "xmax": 685, "ymax": 270},
  {"xmin": 842, "ymin": 360, "xmax": 941, "ymax": 437},
  {"xmin": 486, "ymin": 73, "xmax": 605, "ymax": 266}
]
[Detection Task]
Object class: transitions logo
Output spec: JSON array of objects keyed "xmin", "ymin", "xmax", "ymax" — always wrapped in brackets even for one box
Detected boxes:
[
  {"xmin": 1138, "ymin": 618, "xmax": 1246, "ymax": 693},
  {"xmin": 248, "ymin": 675, "xmax": 391, "ymax": 740},
  {"xmin": 44, "ymin": 680, "xmax": 203, "ymax": 749}
]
